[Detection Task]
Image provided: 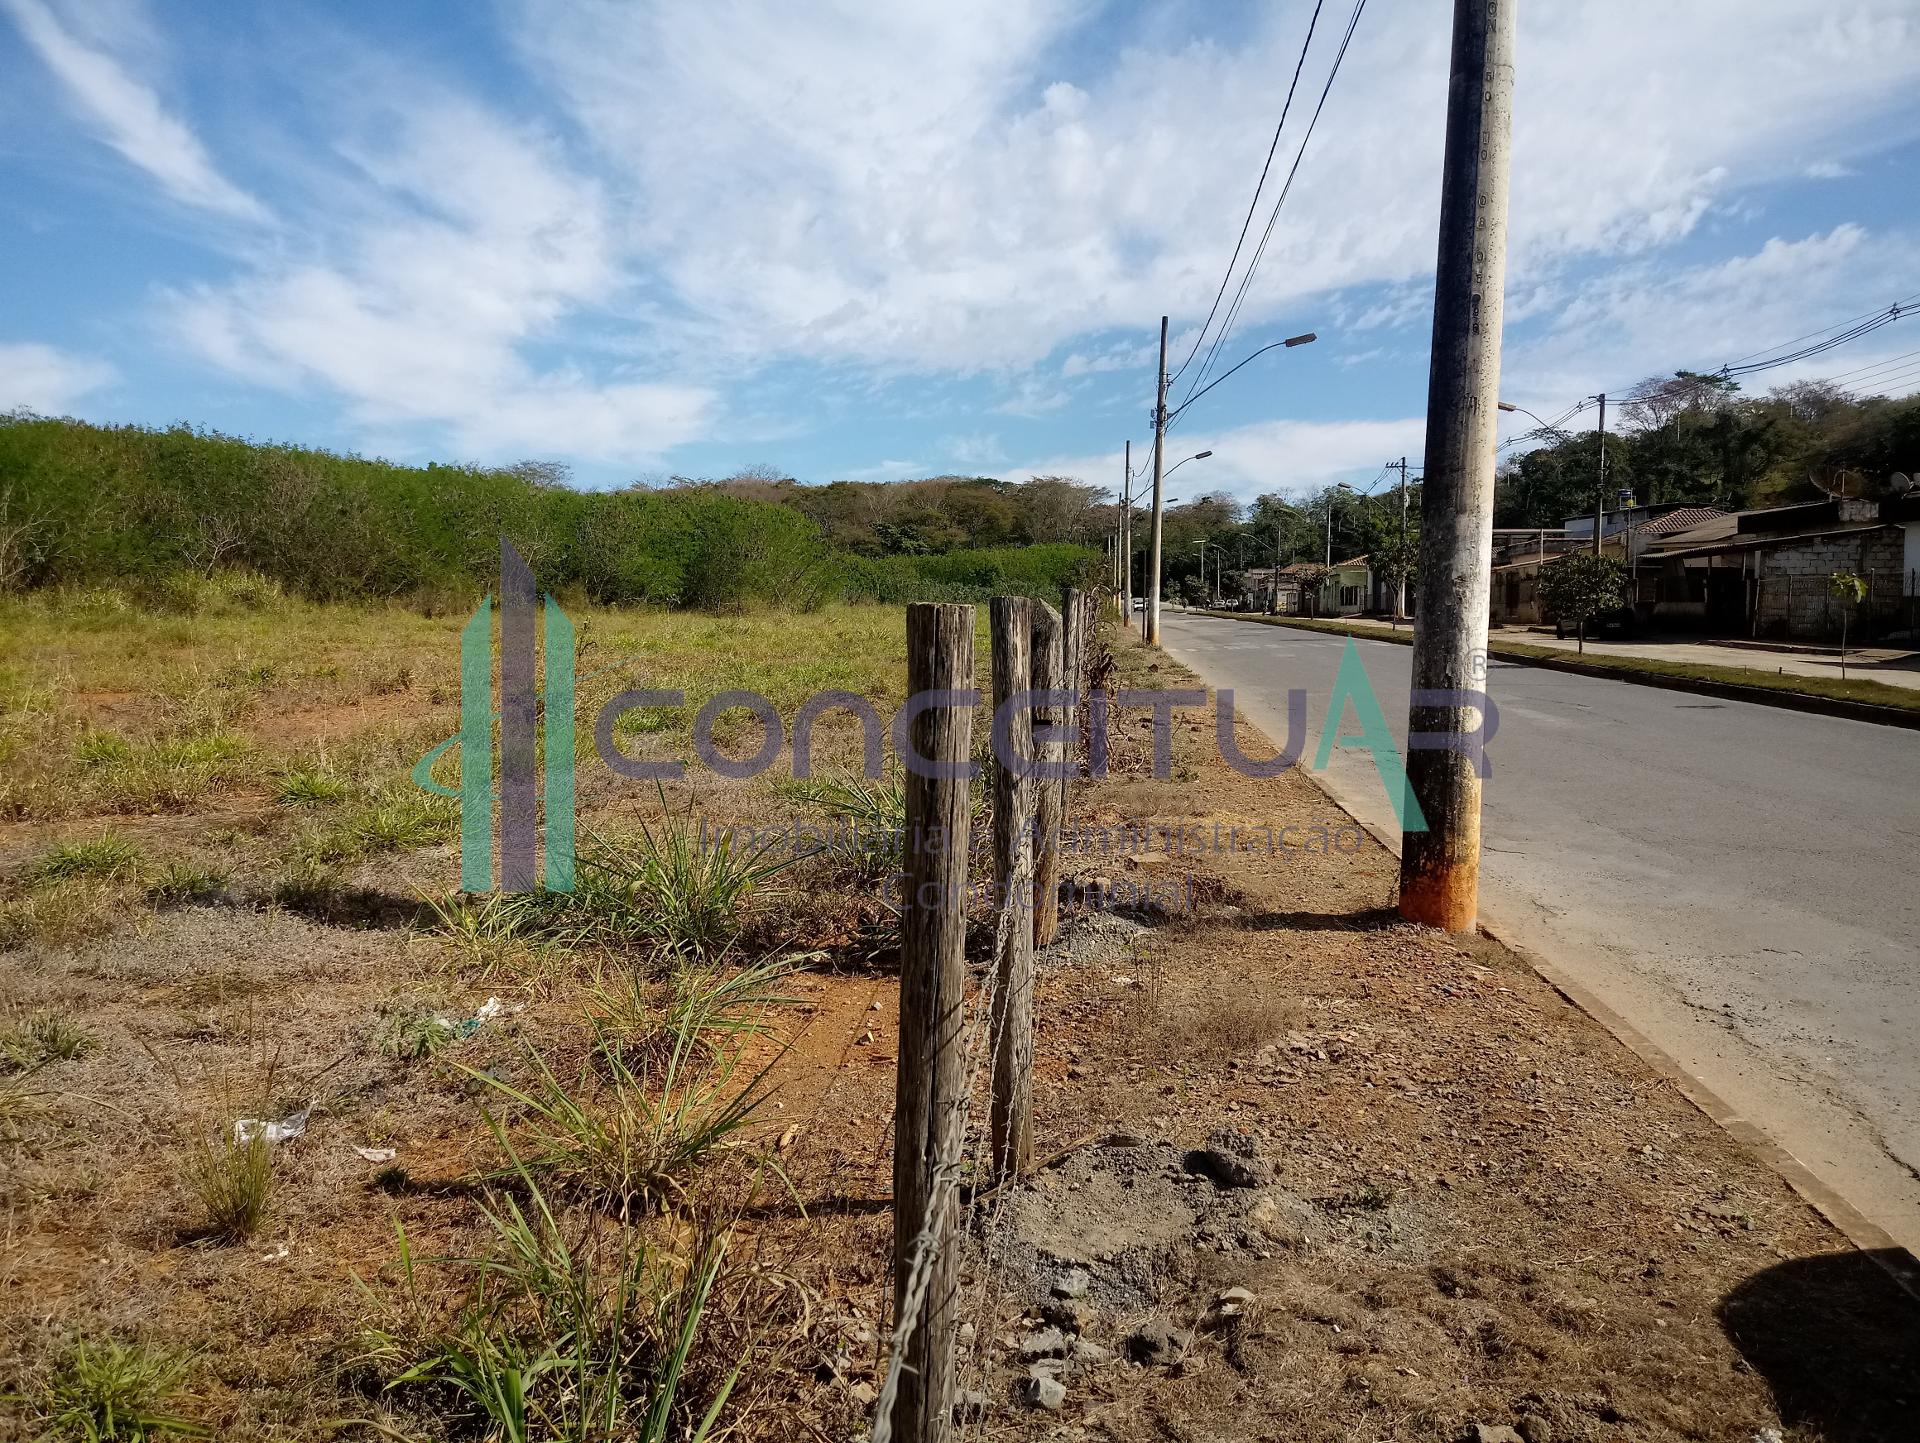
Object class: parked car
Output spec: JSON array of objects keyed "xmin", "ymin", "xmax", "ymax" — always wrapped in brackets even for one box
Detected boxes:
[{"xmin": 1553, "ymin": 604, "xmax": 1638, "ymax": 640}]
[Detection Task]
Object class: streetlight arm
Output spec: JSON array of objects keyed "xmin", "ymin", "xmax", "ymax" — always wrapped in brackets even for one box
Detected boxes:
[{"xmin": 1167, "ymin": 334, "xmax": 1316, "ymax": 423}]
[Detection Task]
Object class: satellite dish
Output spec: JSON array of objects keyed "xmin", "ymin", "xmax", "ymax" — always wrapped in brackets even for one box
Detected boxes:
[
  {"xmin": 1891, "ymin": 472, "xmax": 1915, "ymax": 495},
  {"xmin": 1808, "ymin": 465, "xmax": 1866, "ymax": 500}
]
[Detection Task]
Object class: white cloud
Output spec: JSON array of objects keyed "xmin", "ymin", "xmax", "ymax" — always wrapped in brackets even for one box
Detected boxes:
[
  {"xmin": 0, "ymin": 341, "xmax": 114, "ymax": 414},
  {"xmin": 2, "ymin": 0, "xmax": 268, "ymax": 221},
  {"xmin": 1804, "ymin": 160, "xmax": 1856, "ymax": 180},
  {"xmin": 938, "ymin": 431, "xmax": 1005, "ymax": 467},
  {"xmin": 164, "ymin": 97, "xmax": 715, "ymax": 463},
  {"xmin": 1006, "ymin": 414, "xmax": 1424, "ymax": 503},
  {"xmin": 508, "ymin": 0, "xmax": 1920, "ymax": 374},
  {"xmin": 1501, "ymin": 224, "xmax": 1920, "ymax": 412}
]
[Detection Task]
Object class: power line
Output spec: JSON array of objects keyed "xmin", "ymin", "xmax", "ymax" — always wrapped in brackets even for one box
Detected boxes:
[
  {"xmin": 1716, "ymin": 301, "xmax": 1913, "ymax": 379},
  {"xmin": 1173, "ymin": 0, "xmax": 1367, "ymax": 426},
  {"xmin": 1165, "ymin": 0, "xmax": 1327, "ymax": 388},
  {"xmin": 1719, "ymin": 290, "xmax": 1920, "ymax": 369}
]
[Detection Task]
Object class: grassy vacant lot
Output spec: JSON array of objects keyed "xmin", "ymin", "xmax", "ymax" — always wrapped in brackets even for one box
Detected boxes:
[
  {"xmin": 3, "ymin": 581, "xmax": 1913, "ymax": 1442},
  {"xmin": 1203, "ymin": 610, "xmax": 1920, "ymax": 714},
  {"xmin": 0, "ymin": 577, "xmax": 927, "ymax": 1441}
]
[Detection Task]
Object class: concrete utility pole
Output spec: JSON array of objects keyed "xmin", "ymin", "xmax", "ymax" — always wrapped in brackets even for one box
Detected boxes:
[
  {"xmin": 1147, "ymin": 315, "xmax": 1169, "ymax": 645},
  {"xmin": 1592, "ymin": 392, "xmax": 1607, "ymax": 555},
  {"xmin": 1389, "ymin": 456, "xmax": 1411, "ymax": 618},
  {"xmin": 1120, "ymin": 439, "xmax": 1132, "ymax": 621},
  {"xmin": 1398, "ymin": 0, "xmax": 1516, "ymax": 933}
]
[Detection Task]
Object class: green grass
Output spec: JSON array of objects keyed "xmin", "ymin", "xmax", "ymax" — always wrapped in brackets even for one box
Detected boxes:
[
  {"xmin": 145, "ymin": 863, "xmax": 230, "ymax": 908},
  {"xmin": 589, "ymin": 956, "xmax": 794, "ymax": 1074},
  {"xmin": 463, "ymin": 1021, "xmax": 778, "ymax": 1217},
  {"xmin": 68, "ymin": 730, "xmax": 251, "ymax": 813},
  {"xmin": 1, "ymin": 1009, "xmax": 98, "ymax": 1070},
  {"xmin": 272, "ymin": 766, "xmax": 349, "ymax": 806},
  {"xmin": 1204, "ymin": 611, "xmax": 1920, "ymax": 714},
  {"xmin": 360, "ymin": 1175, "xmax": 745, "ymax": 1442},
  {"xmin": 293, "ymin": 786, "xmax": 457, "ymax": 865},
  {"xmin": 776, "ymin": 772, "xmax": 906, "ymax": 879},
  {"xmin": 38, "ymin": 1337, "xmax": 206, "ymax": 1440},
  {"xmin": 572, "ymin": 810, "xmax": 792, "ymax": 961},
  {"xmin": 36, "ymin": 834, "xmax": 143, "ymax": 881}
]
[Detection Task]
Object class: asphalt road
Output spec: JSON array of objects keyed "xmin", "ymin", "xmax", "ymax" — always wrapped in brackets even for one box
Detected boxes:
[{"xmin": 1160, "ymin": 611, "xmax": 1920, "ymax": 1250}]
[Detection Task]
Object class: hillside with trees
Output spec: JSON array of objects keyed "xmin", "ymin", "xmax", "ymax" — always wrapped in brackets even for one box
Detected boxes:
[
  {"xmin": 0, "ymin": 415, "xmax": 1100, "ymax": 609},
  {"xmin": 1494, "ymin": 375, "xmax": 1920, "ymax": 527}
]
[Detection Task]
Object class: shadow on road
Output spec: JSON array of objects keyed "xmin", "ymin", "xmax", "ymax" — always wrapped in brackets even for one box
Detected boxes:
[{"xmin": 1719, "ymin": 1248, "xmax": 1920, "ymax": 1441}]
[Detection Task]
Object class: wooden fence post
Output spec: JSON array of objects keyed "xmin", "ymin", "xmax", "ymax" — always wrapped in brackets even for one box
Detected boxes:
[
  {"xmin": 989, "ymin": 595, "xmax": 1035, "ymax": 1180},
  {"xmin": 1061, "ymin": 586, "xmax": 1085, "ymax": 695},
  {"xmin": 1030, "ymin": 601, "xmax": 1064, "ymax": 948},
  {"xmin": 889, "ymin": 602, "xmax": 975, "ymax": 1443}
]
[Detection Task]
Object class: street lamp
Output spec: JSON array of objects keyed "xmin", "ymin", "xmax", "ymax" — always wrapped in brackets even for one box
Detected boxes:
[
  {"xmin": 1144, "ymin": 451, "xmax": 1212, "ymax": 636},
  {"xmin": 1150, "ymin": 330, "xmax": 1318, "ymax": 646}
]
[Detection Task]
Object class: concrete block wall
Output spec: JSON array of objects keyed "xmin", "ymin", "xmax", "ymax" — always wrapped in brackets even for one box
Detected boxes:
[{"xmin": 1755, "ymin": 529, "xmax": 1906, "ymax": 638}]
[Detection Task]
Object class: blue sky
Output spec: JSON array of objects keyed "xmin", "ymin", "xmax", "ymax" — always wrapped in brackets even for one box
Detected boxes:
[{"xmin": 4, "ymin": 0, "xmax": 1919, "ymax": 502}]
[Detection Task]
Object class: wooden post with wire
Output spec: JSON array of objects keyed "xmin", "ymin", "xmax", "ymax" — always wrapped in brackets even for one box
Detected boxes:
[
  {"xmin": 1030, "ymin": 600, "xmax": 1064, "ymax": 948},
  {"xmin": 888, "ymin": 602, "xmax": 975, "ymax": 1443},
  {"xmin": 989, "ymin": 595, "xmax": 1035, "ymax": 1180}
]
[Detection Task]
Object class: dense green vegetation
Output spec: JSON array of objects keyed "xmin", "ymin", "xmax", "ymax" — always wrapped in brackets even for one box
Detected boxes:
[
  {"xmin": 1493, "ymin": 374, "xmax": 1920, "ymax": 526},
  {"xmin": 0, "ymin": 416, "xmax": 1100, "ymax": 608}
]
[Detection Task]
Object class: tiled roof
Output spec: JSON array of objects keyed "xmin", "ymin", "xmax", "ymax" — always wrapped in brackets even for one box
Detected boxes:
[{"xmin": 1637, "ymin": 506, "xmax": 1727, "ymax": 537}]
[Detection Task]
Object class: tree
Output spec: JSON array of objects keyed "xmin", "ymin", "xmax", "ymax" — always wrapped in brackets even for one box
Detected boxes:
[
  {"xmin": 1536, "ymin": 551, "xmax": 1627, "ymax": 654},
  {"xmin": 1291, "ymin": 563, "xmax": 1331, "ymax": 618},
  {"xmin": 1369, "ymin": 535, "xmax": 1419, "ymax": 627},
  {"xmin": 1828, "ymin": 569, "xmax": 1866, "ymax": 678}
]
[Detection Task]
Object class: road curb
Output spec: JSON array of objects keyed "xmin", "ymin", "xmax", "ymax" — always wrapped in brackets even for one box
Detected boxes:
[{"xmin": 1197, "ymin": 610, "xmax": 1920, "ymax": 731}]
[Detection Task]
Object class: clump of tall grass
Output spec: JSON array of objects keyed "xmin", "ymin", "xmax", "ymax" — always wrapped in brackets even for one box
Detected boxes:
[
  {"xmin": 145, "ymin": 862, "xmax": 229, "ymax": 909},
  {"xmin": 293, "ymin": 786, "xmax": 456, "ymax": 865},
  {"xmin": 360, "ymin": 1176, "xmax": 746, "ymax": 1443},
  {"xmin": 589, "ymin": 956, "xmax": 793, "ymax": 1074},
  {"xmin": 778, "ymin": 772, "xmax": 907, "ymax": 878},
  {"xmin": 272, "ymin": 765, "xmax": 348, "ymax": 806},
  {"xmin": 0, "ymin": 877, "xmax": 124, "ymax": 952},
  {"xmin": 181, "ymin": 1133, "xmax": 273, "ymax": 1242},
  {"xmin": 38, "ymin": 1337, "xmax": 206, "ymax": 1440},
  {"xmin": 36, "ymin": 833, "xmax": 142, "ymax": 881},
  {"xmin": 425, "ymin": 807, "xmax": 788, "ymax": 964},
  {"xmin": 571, "ymin": 810, "xmax": 790, "ymax": 960},
  {"xmin": 463, "ymin": 1018, "xmax": 779, "ymax": 1218},
  {"xmin": 71, "ymin": 730, "xmax": 249, "ymax": 813},
  {"xmin": 1, "ymin": 1009, "xmax": 97, "ymax": 1070}
]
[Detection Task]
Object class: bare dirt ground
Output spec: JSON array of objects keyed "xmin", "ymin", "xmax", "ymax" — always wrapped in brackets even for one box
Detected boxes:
[{"xmin": 2, "ymin": 597, "xmax": 1914, "ymax": 1442}]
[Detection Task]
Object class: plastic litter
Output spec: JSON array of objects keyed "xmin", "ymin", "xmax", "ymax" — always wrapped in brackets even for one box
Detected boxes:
[
  {"xmin": 352, "ymin": 1145, "xmax": 397, "ymax": 1163},
  {"xmin": 234, "ymin": 1107, "xmax": 310, "ymax": 1145}
]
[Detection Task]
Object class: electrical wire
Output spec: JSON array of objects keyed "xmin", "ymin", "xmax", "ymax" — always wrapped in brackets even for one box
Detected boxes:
[
  {"xmin": 1165, "ymin": 0, "xmax": 1327, "ymax": 388},
  {"xmin": 1171, "ymin": 0, "xmax": 1367, "ymax": 429}
]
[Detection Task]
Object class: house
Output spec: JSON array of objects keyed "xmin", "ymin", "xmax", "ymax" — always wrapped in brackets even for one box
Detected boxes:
[
  {"xmin": 1486, "ymin": 506, "xmax": 1732, "ymax": 629},
  {"xmin": 1321, "ymin": 555, "xmax": 1372, "ymax": 617},
  {"xmin": 1638, "ymin": 494, "xmax": 1917, "ymax": 640}
]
